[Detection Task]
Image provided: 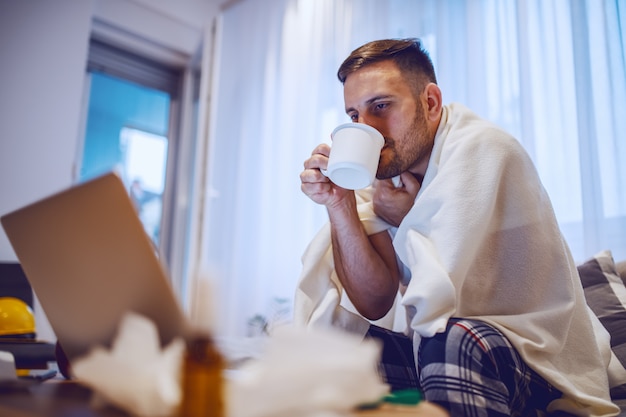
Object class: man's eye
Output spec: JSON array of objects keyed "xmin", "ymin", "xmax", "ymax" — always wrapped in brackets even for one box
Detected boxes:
[
  {"xmin": 374, "ymin": 102, "xmax": 388, "ymax": 111},
  {"xmin": 349, "ymin": 114, "xmax": 358, "ymax": 122}
]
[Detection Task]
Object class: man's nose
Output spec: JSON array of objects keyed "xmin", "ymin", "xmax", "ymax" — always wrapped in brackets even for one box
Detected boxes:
[
  {"xmin": 356, "ymin": 115, "xmax": 376, "ymax": 127},
  {"xmin": 356, "ymin": 117, "xmax": 383, "ymax": 135}
]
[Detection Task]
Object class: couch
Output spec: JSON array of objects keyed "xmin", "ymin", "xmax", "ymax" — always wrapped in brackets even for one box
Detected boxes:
[{"xmin": 577, "ymin": 250, "xmax": 626, "ymax": 414}]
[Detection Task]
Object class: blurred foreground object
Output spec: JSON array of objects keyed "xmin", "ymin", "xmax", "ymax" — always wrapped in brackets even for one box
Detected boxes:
[
  {"xmin": 226, "ymin": 325, "xmax": 389, "ymax": 417},
  {"xmin": 178, "ymin": 272, "xmax": 225, "ymax": 417},
  {"xmin": 71, "ymin": 312, "xmax": 185, "ymax": 417},
  {"xmin": 178, "ymin": 335, "xmax": 224, "ymax": 417}
]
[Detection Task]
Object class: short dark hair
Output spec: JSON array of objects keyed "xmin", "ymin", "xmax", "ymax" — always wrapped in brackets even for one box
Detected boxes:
[{"xmin": 337, "ymin": 38, "xmax": 437, "ymax": 92}]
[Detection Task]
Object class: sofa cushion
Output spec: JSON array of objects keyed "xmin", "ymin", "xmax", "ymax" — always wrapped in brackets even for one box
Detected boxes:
[
  {"xmin": 617, "ymin": 260, "xmax": 626, "ymax": 286},
  {"xmin": 578, "ymin": 250, "xmax": 626, "ymax": 399}
]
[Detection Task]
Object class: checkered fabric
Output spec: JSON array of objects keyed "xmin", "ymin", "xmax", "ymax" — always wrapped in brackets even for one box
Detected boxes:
[
  {"xmin": 367, "ymin": 319, "xmax": 565, "ymax": 417},
  {"xmin": 366, "ymin": 325, "xmax": 419, "ymax": 391}
]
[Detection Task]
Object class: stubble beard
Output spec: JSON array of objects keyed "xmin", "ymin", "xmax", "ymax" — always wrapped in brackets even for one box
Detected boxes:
[{"xmin": 376, "ymin": 106, "xmax": 431, "ymax": 180}]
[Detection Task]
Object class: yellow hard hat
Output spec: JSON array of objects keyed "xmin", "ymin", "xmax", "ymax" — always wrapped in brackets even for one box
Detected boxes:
[{"xmin": 0, "ymin": 297, "xmax": 36, "ymax": 337}]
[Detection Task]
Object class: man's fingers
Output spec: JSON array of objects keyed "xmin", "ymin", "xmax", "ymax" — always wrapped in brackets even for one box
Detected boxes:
[{"xmin": 399, "ymin": 172, "xmax": 421, "ymax": 194}]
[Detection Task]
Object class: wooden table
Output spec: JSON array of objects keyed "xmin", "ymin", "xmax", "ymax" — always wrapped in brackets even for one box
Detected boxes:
[
  {"xmin": 0, "ymin": 379, "xmax": 449, "ymax": 416},
  {"xmin": 358, "ymin": 402, "xmax": 449, "ymax": 416}
]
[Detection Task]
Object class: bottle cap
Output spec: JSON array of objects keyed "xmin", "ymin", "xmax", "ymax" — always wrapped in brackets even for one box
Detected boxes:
[{"xmin": 189, "ymin": 270, "xmax": 218, "ymax": 335}]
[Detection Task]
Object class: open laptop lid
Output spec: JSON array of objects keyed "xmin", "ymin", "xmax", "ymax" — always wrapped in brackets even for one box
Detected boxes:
[{"xmin": 1, "ymin": 172, "xmax": 190, "ymax": 362}]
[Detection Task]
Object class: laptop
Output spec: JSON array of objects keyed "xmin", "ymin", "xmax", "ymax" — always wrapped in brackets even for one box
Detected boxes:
[{"xmin": 0, "ymin": 172, "xmax": 190, "ymax": 363}]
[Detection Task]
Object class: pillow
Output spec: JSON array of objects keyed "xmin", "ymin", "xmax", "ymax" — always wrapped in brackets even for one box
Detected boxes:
[
  {"xmin": 617, "ymin": 260, "xmax": 626, "ymax": 286},
  {"xmin": 578, "ymin": 250, "xmax": 626, "ymax": 399}
]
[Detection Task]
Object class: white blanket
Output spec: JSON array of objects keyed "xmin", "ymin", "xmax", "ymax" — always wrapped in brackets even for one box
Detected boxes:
[
  {"xmin": 294, "ymin": 187, "xmax": 404, "ymax": 335},
  {"xmin": 294, "ymin": 103, "xmax": 618, "ymax": 416}
]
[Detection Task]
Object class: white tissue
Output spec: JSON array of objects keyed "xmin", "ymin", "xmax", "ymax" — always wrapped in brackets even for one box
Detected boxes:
[
  {"xmin": 226, "ymin": 325, "xmax": 389, "ymax": 417},
  {"xmin": 72, "ymin": 312, "xmax": 185, "ymax": 417}
]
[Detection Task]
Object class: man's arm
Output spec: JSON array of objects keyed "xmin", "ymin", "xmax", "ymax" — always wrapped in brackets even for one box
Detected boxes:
[
  {"xmin": 301, "ymin": 143, "xmax": 400, "ymax": 320},
  {"xmin": 328, "ymin": 193, "xmax": 400, "ymax": 320}
]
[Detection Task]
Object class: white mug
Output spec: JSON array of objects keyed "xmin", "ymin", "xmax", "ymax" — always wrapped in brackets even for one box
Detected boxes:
[{"xmin": 323, "ymin": 123, "xmax": 384, "ymax": 190}]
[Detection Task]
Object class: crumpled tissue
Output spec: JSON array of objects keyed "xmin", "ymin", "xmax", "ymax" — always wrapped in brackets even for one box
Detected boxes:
[
  {"xmin": 71, "ymin": 312, "xmax": 185, "ymax": 417},
  {"xmin": 226, "ymin": 325, "xmax": 389, "ymax": 417}
]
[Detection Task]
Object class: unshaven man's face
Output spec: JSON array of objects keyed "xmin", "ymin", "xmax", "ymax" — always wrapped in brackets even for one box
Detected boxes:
[{"xmin": 343, "ymin": 60, "xmax": 434, "ymax": 179}]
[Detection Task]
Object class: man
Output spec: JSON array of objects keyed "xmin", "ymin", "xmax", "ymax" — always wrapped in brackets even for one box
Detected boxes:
[{"xmin": 297, "ymin": 38, "xmax": 618, "ymax": 416}]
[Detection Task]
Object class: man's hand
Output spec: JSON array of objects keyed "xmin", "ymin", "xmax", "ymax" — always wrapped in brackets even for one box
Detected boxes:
[
  {"xmin": 373, "ymin": 172, "xmax": 421, "ymax": 227},
  {"xmin": 300, "ymin": 143, "xmax": 352, "ymax": 207}
]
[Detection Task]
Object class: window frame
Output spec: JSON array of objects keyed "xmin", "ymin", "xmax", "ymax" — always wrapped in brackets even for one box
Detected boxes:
[{"xmin": 76, "ymin": 35, "xmax": 201, "ymax": 300}]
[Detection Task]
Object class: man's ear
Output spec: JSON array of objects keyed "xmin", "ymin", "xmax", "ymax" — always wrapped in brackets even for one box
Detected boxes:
[{"xmin": 424, "ymin": 83, "xmax": 442, "ymax": 122}]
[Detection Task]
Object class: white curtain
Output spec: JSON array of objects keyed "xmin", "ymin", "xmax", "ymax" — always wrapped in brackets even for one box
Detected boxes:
[{"xmin": 199, "ymin": 0, "xmax": 626, "ymax": 338}]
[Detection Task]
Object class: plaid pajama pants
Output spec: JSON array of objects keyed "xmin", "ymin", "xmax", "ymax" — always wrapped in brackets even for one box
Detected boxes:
[{"xmin": 366, "ymin": 318, "xmax": 565, "ymax": 417}]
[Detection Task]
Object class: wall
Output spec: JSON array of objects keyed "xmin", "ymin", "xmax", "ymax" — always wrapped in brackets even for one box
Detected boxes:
[
  {"xmin": 0, "ymin": 0, "xmax": 94, "ymax": 260},
  {"xmin": 0, "ymin": 0, "xmax": 221, "ymax": 341}
]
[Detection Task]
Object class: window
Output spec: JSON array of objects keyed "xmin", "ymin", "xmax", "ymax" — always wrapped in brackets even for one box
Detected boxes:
[
  {"xmin": 78, "ymin": 39, "xmax": 182, "ymax": 251},
  {"xmin": 122, "ymin": 127, "xmax": 168, "ymax": 244}
]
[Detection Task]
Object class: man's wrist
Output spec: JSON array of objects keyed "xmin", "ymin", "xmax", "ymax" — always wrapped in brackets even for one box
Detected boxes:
[{"xmin": 326, "ymin": 193, "xmax": 358, "ymax": 223}]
